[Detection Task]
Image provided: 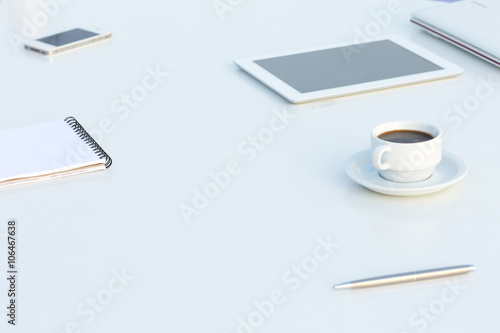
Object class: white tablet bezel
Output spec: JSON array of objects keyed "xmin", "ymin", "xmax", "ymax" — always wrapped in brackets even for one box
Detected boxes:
[
  {"xmin": 24, "ymin": 27, "xmax": 111, "ymax": 56},
  {"xmin": 234, "ymin": 36, "xmax": 463, "ymax": 103}
]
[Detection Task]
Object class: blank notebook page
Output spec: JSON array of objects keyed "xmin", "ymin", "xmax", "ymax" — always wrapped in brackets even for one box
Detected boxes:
[{"xmin": 0, "ymin": 119, "xmax": 104, "ymax": 182}]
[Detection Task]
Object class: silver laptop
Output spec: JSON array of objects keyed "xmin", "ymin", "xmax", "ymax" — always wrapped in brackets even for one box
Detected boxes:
[{"xmin": 411, "ymin": 0, "xmax": 500, "ymax": 68}]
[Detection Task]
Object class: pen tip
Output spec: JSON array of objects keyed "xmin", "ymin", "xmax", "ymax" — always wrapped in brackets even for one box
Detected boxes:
[
  {"xmin": 333, "ymin": 283, "xmax": 351, "ymax": 290},
  {"xmin": 469, "ymin": 265, "xmax": 476, "ymax": 272}
]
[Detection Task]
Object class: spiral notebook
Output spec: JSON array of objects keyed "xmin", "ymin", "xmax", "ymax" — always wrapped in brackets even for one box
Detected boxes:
[{"xmin": 0, "ymin": 116, "xmax": 112, "ymax": 188}]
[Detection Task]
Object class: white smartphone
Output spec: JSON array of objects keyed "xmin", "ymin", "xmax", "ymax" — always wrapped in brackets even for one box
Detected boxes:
[{"xmin": 24, "ymin": 28, "xmax": 111, "ymax": 55}]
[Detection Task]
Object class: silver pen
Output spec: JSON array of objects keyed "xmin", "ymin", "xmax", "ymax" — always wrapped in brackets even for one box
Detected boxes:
[{"xmin": 333, "ymin": 265, "xmax": 475, "ymax": 290}]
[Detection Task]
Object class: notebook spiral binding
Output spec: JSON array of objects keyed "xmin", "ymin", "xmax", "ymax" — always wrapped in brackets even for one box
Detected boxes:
[{"xmin": 64, "ymin": 116, "xmax": 112, "ymax": 168}]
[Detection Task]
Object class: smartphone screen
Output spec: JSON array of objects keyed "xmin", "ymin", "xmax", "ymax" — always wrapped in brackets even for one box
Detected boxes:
[{"xmin": 36, "ymin": 28, "xmax": 98, "ymax": 46}]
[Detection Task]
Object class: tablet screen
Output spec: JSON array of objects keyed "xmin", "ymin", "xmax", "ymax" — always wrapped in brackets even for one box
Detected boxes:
[{"xmin": 253, "ymin": 40, "xmax": 443, "ymax": 93}]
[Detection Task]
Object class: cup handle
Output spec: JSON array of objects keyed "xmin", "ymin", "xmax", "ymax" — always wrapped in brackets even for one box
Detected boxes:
[{"xmin": 372, "ymin": 145, "xmax": 391, "ymax": 170}]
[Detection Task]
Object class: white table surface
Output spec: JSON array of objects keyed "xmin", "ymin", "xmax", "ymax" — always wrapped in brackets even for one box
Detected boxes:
[{"xmin": 1, "ymin": 0, "xmax": 500, "ymax": 332}]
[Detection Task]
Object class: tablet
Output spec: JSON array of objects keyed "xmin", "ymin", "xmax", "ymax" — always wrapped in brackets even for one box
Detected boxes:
[{"xmin": 234, "ymin": 36, "xmax": 463, "ymax": 103}]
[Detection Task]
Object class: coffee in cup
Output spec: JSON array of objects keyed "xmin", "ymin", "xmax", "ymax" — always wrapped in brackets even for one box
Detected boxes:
[{"xmin": 371, "ymin": 121, "xmax": 442, "ymax": 182}]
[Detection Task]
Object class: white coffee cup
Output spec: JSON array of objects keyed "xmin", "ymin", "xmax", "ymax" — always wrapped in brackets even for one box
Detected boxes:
[{"xmin": 370, "ymin": 121, "xmax": 443, "ymax": 183}]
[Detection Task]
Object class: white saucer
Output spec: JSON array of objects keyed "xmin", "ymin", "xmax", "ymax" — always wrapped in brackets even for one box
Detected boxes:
[{"xmin": 345, "ymin": 150, "xmax": 468, "ymax": 196}]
